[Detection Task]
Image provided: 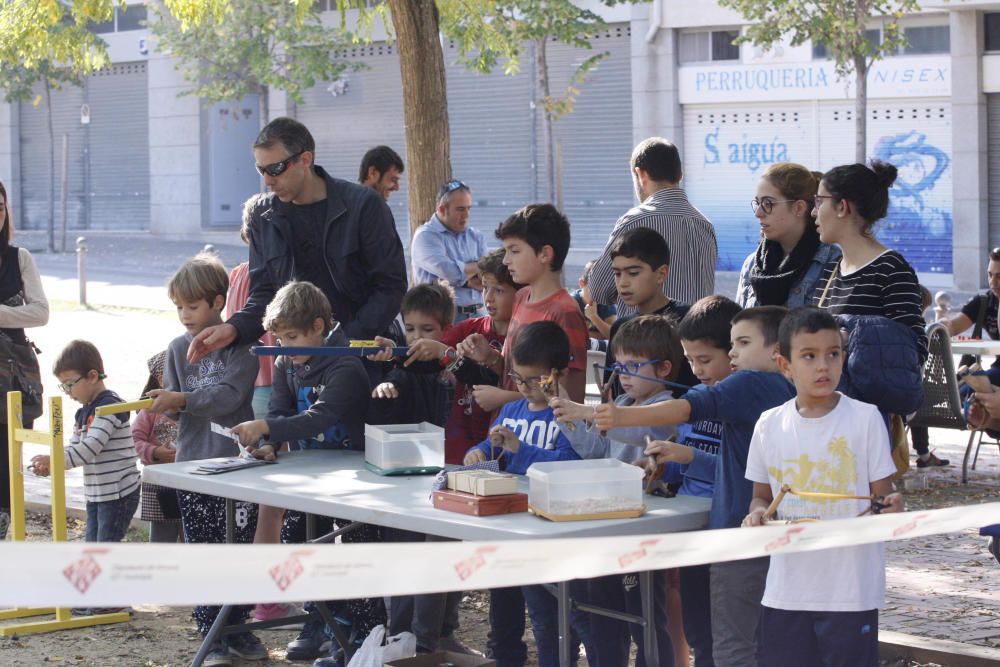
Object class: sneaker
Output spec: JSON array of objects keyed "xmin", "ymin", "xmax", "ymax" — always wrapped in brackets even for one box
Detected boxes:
[
  {"xmin": 203, "ymin": 641, "xmax": 233, "ymax": 667},
  {"xmin": 254, "ymin": 602, "xmax": 304, "ymax": 629},
  {"xmin": 226, "ymin": 631, "xmax": 268, "ymax": 661},
  {"xmin": 436, "ymin": 635, "xmax": 485, "ymax": 656},
  {"xmin": 916, "ymin": 452, "xmax": 950, "ymax": 468},
  {"xmin": 286, "ymin": 619, "xmax": 332, "ymax": 661},
  {"xmin": 312, "ymin": 646, "xmax": 345, "ymax": 667}
]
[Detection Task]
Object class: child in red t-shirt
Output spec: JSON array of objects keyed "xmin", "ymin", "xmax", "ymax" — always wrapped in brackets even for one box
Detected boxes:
[
  {"xmin": 458, "ymin": 204, "xmax": 589, "ymax": 411},
  {"xmin": 405, "ymin": 250, "xmax": 520, "ymax": 463}
]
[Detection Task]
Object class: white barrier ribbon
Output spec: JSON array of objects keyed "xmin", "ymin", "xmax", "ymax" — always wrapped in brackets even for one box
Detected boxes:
[{"xmin": 2, "ymin": 503, "xmax": 997, "ymax": 607}]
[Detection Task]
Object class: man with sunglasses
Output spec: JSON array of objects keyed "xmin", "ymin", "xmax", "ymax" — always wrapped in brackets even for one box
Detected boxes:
[
  {"xmin": 410, "ymin": 180, "xmax": 487, "ymax": 323},
  {"xmin": 188, "ymin": 117, "xmax": 407, "ymax": 363}
]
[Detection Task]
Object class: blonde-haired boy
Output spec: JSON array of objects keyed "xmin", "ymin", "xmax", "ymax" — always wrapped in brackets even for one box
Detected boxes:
[{"xmin": 148, "ymin": 253, "xmax": 264, "ymax": 664}]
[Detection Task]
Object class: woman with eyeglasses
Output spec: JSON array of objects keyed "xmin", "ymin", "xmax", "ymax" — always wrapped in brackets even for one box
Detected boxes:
[
  {"xmin": 0, "ymin": 180, "xmax": 50, "ymax": 540},
  {"xmin": 736, "ymin": 162, "xmax": 841, "ymax": 308},
  {"xmin": 810, "ymin": 160, "xmax": 927, "ymax": 359}
]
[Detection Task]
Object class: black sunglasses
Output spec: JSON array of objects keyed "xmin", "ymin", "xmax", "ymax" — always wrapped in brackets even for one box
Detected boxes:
[
  {"xmin": 256, "ymin": 151, "xmax": 303, "ymax": 177},
  {"xmin": 443, "ymin": 179, "xmax": 468, "ymax": 193}
]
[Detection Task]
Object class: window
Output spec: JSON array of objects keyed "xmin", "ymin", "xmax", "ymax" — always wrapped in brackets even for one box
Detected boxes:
[
  {"xmin": 987, "ymin": 13, "xmax": 1000, "ymax": 52},
  {"xmin": 117, "ymin": 5, "xmax": 147, "ymax": 32},
  {"xmin": 813, "ymin": 24, "xmax": 949, "ymax": 59},
  {"xmin": 902, "ymin": 25, "xmax": 949, "ymax": 54},
  {"xmin": 88, "ymin": 16, "xmax": 115, "ymax": 34},
  {"xmin": 813, "ymin": 30, "xmax": 881, "ymax": 60},
  {"xmin": 679, "ymin": 30, "xmax": 740, "ymax": 64}
]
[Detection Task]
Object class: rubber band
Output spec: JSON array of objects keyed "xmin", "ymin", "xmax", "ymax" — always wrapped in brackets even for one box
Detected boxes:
[{"xmin": 592, "ymin": 364, "xmax": 691, "ymax": 392}]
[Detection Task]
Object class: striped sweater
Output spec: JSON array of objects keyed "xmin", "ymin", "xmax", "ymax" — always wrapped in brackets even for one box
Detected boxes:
[
  {"xmin": 814, "ymin": 249, "xmax": 928, "ymax": 359},
  {"xmin": 64, "ymin": 390, "xmax": 141, "ymax": 503}
]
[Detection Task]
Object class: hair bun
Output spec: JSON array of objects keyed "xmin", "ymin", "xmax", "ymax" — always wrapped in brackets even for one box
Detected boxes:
[{"xmin": 869, "ymin": 160, "xmax": 898, "ymax": 189}]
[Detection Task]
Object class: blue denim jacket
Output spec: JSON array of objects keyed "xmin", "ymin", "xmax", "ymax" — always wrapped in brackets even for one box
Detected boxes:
[{"xmin": 735, "ymin": 242, "xmax": 842, "ymax": 308}]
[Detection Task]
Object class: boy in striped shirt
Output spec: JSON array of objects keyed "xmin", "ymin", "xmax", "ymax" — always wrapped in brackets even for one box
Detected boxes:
[{"xmin": 31, "ymin": 340, "xmax": 140, "ymax": 544}]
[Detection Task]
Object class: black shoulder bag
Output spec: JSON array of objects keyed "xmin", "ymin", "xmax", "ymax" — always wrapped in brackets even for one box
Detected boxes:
[{"xmin": 0, "ymin": 249, "xmax": 44, "ymax": 424}]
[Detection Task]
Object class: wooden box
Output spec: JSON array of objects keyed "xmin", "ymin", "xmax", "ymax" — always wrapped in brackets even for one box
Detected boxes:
[
  {"xmin": 446, "ymin": 470, "xmax": 518, "ymax": 496},
  {"xmin": 432, "ymin": 489, "xmax": 528, "ymax": 516}
]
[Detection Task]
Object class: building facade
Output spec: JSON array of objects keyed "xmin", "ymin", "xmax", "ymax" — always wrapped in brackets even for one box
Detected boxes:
[{"xmin": 0, "ymin": 1, "xmax": 997, "ymax": 290}]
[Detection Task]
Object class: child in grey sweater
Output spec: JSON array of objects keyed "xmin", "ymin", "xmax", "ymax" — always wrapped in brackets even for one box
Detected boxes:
[{"xmin": 147, "ymin": 253, "xmax": 263, "ymax": 665}]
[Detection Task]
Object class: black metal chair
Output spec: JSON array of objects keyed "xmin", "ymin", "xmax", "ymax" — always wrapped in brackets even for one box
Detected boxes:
[{"xmin": 908, "ymin": 322, "xmax": 980, "ymax": 483}]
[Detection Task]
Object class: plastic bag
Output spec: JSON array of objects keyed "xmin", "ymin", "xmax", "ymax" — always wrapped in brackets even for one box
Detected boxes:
[{"xmin": 346, "ymin": 625, "xmax": 417, "ymax": 667}]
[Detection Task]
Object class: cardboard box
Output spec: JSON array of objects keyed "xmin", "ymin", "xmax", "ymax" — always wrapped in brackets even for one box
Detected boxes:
[
  {"xmin": 446, "ymin": 470, "xmax": 518, "ymax": 496},
  {"xmin": 432, "ymin": 489, "xmax": 528, "ymax": 516},
  {"xmin": 385, "ymin": 650, "xmax": 496, "ymax": 667}
]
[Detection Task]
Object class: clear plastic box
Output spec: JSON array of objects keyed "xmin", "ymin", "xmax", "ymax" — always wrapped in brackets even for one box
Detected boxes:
[
  {"xmin": 365, "ymin": 423, "xmax": 445, "ymax": 471},
  {"xmin": 526, "ymin": 459, "xmax": 644, "ymax": 516}
]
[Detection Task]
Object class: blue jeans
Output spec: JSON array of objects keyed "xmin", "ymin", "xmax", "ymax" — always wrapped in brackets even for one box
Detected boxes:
[
  {"xmin": 521, "ymin": 583, "xmax": 592, "ymax": 667},
  {"xmin": 85, "ymin": 489, "xmax": 140, "ymax": 543},
  {"xmin": 757, "ymin": 607, "xmax": 878, "ymax": 667}
]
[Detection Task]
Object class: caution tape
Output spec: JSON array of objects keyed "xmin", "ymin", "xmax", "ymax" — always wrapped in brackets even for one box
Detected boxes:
[{"xmin": 0, "ymin": 502, "xmax": 997, "ymax": 608}]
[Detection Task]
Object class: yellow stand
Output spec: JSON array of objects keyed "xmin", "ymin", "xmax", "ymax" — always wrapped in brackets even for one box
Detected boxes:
[{"xmin": 0, "ymin": 392, "xmax": 130, "ymax": 635}]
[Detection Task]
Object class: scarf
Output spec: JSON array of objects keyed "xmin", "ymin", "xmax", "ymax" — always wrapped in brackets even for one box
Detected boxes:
[{"xmin": 748, "ymin": 221, "xmax": 821, "ymax": 306}]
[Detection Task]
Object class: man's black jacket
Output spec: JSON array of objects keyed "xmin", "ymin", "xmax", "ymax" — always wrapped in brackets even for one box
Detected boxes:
[{"xmin": 229, "ymin": 165, "xmax": 407, "ymax": 342}]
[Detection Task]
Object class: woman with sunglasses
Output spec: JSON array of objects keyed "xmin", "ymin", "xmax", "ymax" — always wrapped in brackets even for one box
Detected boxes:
[
  {"xmin": 0, "ymin": 180, "xmax": 50, "ymax": 540},
  {"xmin": 736, "ymin": 162, "xmax": 841, "ymax": 308}
]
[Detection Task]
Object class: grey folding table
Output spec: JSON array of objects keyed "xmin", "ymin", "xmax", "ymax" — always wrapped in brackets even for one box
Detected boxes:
[{"xmin": 145, "ymin": 450, "xmax": 711, "ymax": 667}]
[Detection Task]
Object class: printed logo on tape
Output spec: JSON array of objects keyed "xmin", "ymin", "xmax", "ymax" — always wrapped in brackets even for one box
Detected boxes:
[
  {"xmin": 618, "ymin": 539, "xmax": 661, "ymax": 568},
  {"xmin": 454, "ymin": 546, "xmax": 498, "ymax": 581},
  {"xmin": 892, "ymin": 513, "xmax": 931, "ymax": 538},
  {"xmin": 764, "ymin": 526, "xmax": 806, "ymax": 553},
  {"xmin": 63, "ymin": 548, "xmax": 109, "ymax": 594},
  {"xmin": 270, "ymin": 549, "xmax": 314, "ymax": 591}
]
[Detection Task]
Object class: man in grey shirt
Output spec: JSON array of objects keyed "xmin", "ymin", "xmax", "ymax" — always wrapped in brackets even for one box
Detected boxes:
[{"xmin": 589, "ymin": 137, "xmax": 717, "ymax": 314}]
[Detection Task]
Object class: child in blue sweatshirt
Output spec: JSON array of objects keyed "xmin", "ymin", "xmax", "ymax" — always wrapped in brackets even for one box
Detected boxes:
[
  {"xmin": 598, "ymin": 304, "xmax": 796, "ymax": 667},
  {"xmin": 550, "ymin": 314, "xmax": 684, "ymax": 667},
  {"xmin": 463, "ymin": 320, "xmax": 579, "ymax": 473},
  {"xmin": 464, "ymin": 321, "xmax": 587, "ymax": 667},
  {"xmin": 653, "ymin": 295, "xmax": 741, "ymax": 666}
]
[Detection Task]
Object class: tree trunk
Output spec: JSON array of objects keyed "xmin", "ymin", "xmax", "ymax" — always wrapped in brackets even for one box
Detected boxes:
[
  {"xmin": 854, "ymin": 53, "xmax": 868, "ymax": 164},
  {"xmin": 535, "ymin": 37, "xmax": 555, "ymax": 204},
  {"xmin": 388, "ymin": 0, "xmax": 451, "ymax": 237},
  {"xmin": 43, "ymin": 76, "xmax": 56, "ymax": 253}
]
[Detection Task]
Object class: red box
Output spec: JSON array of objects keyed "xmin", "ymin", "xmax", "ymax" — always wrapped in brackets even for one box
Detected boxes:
[{"xmin": 432, "ymin": 489, "xmax": 528, "ymax": 516}]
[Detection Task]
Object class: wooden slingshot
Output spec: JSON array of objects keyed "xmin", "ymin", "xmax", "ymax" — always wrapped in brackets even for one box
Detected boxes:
[
  {"xmin": 763, "ymin": 484, "xmax": 889, "ymax": 522},
  {"xmin": 538, "ymin": 369, "xmax": 577, "ymax": 432},
  {"xmin": 642, "ymin": 435, "xmax": 669, "ymax": 496}
]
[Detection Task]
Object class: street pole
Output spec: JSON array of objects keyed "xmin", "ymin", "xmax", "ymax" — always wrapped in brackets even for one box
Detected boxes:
[{"xmin": 76, "ymin": 237, "xmax": 87, "ymax": 306}]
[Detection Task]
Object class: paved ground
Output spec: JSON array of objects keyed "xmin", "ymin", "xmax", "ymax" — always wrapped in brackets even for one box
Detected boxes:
[
  {"xmin": 10, "ymin": 229, "xmax": 1000, "ymax": 656},
  {"xmin": 882, "ymin": 430, "xmax": 1000, "ymax": 649}
]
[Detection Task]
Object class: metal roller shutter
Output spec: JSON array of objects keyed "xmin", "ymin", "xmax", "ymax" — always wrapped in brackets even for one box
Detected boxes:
[
  {"xmin": 296, "ymin": 24, "xmax": 632, "ymax": 259},
  {"xmin": 682, "ymin": 98, "xmax": 952, "ymax": 275},
  {"xmin": 987, "ymin": 94, "xmax": 1000, "ymax": 250},
  {"xmin": 545, "ymin": 24, "xmax": 634, "ymax": 257},
  {"xmin": 445, "ymin": 38, "xmax": 534, "ymax": 243},
  {"xmin": 18, "ymin": 62, "xmax": 149, "ymax": 231},
  {"xmin": 682, "ymin": 103, "xmax": 816, "ymax": 271},
  {"xmin": 816, "ymin": 99, "xmax": 952, "ymax": 275},
  {"xmin": 296, "ymin": 42, "xmax": 409, "ymax": 244}
]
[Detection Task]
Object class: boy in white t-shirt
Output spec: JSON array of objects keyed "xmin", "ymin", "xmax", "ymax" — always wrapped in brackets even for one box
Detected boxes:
[{"xmin": 743, "ymin": 307, "xmax": 903, "ymax": 666}]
